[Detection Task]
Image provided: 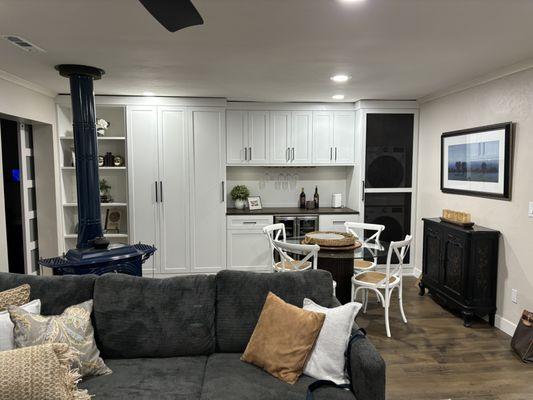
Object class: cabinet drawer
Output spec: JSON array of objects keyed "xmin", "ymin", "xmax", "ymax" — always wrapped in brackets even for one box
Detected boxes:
[
  {"xmin": 319, "ymin": 214, "xmax": 359, "ymax": 232},
  {"xmin": 227, "ymin": 215, "xmax": 274, "ymax": 230}
]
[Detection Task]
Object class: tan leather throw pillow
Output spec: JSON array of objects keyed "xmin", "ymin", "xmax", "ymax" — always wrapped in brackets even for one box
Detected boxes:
[{"xmin": 241, "ymin": 292, "xmax": 325, "ymax": 384}]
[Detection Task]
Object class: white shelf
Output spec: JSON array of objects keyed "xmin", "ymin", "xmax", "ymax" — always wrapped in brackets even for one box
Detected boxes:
[
  {"xmin": 63, "ymin": 202, "xmax": 128, "ymax": 207},
  {"xmin": 60, "ymin": 136, "xmax": 126, "ymax": 141},
  {"xmin": 64, "ymin": 233, "xmax": 128, "ymax": 239},
  {"xmin": 61, "ymin": 166, "xmax": 127, "ymax": 171}
]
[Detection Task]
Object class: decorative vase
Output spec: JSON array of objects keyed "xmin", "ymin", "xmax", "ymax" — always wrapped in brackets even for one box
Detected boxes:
[{"xmin": 235, "ymin": 199, "xmax": 246, "ymax": 210}]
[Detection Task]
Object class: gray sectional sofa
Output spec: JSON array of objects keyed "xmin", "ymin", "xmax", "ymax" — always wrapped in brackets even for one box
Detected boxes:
[{"xmin": 0, "ymin": 270, "xmax": 385, "ymax": 400}]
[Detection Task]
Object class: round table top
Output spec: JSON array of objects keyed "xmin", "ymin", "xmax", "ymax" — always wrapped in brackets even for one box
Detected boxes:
[{"xmin": 286, "ymin": 236, "xmax": 390, "ymax": 259}]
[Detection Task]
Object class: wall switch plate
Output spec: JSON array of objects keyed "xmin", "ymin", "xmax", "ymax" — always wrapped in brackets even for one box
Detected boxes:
[
  {"xmin": 512, "ymin": 289, "xmax": 518, "ymax": 304},
  {"xmin": 529, "ymin": 202, "xmax": 533, "ymax": 218}
]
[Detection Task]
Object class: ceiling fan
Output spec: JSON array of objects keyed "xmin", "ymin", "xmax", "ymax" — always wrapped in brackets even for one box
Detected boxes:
[{"xmin": 139, "ymin": 0, "xmax": 204, "ymax": 32}]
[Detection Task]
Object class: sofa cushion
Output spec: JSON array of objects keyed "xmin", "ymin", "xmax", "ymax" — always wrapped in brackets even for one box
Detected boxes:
[
  {"xmin": 93, "ymin": 273, "xmax": 216, "ymax": 358},
  {"xmin": 80, "ymin": 356, "xmax": 207, "ymax": 400},
  {"xmin": 215, "ymin": 270, "xmax": 335, "ymax": 353},
  {"xmin": 200, "ymin": 353, "xmax": 355, "ymax": 400},
  {"xmin": 0, "ymin": 272, "xmax": 96, "ymax": 315}
]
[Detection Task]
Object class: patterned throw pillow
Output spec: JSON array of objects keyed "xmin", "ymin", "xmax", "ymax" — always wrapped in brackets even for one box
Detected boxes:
[
  {"xmin": 0, "ymin": 284, "xmax": 30, "ymax": 312},
  {"xmin": 8, "ymin": 300, "xmax": 111, "ymax": 377},
  {"xmin": 0, "ymin": 343, "xmax": 91, "ymax": 400}
]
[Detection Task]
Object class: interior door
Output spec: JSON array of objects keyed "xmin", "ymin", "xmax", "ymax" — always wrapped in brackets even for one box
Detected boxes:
[
  {"xmin": 269, "ymin": 111, "xmax": 291, "ymax": 164},
  {"xmin": 158, "ymin": 107, "xmax": 189, "ymax": 274},
  {"xmin": 312, "ymin": 111, "xmax": 333, "ymax": 164},
  {"xmin": 333, "ymin": 111, "xmax": 355, "ymax": 164},
  {"xmin": 248, "ymin": 111, "xmax": 269, "ymax": 164},
  {"xmin": 190, "ymin": 108, "xmax": 226, "ymax": 272},
  {"xmin": 127, "ymin": 106, "xmax": 159, "ymax": 275},
  {"xmin": 226, "ymin": 110, "xmax": 247, "ymax": 164},
  {"xmin": 291, "ymin": 111, "xmax": 312, "ymax": 164}
]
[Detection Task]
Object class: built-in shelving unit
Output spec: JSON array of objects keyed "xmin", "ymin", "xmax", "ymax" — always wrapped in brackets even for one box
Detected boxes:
[{"xmin": 56, "ymin": 103, "xmax": 129, "ymax": 251}]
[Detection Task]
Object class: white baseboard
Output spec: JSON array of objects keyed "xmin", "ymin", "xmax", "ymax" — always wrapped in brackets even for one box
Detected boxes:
[
  {"xmin": 494, "ymin": 315, "xmax": 517, "ymax": 337},
  {"xmin": 412, "ymin": 267, "xmax": 422, "ymax": 278}
]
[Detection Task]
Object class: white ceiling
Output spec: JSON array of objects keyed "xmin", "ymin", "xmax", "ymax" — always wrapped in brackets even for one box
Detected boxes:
[{"xmin": 1, "ymin": 0, "xmax": 533, "ymax": 102}]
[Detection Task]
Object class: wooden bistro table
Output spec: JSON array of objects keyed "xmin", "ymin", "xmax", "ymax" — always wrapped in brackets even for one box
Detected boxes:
[{"xmin": 286, "ymin": 237, "xmax": 390, "ymax": 304}]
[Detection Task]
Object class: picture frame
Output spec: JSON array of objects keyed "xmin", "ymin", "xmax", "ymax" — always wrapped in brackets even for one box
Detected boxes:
[
  {"xmin": 441, "ymin": 122, "xmax": 513, "ymax": 200},
  {"xmin": 247, "ymin": 196, "xmax": 263, "ymax": 210},
  {"xmin": 104, "ymin": 208, "xmax": 122, "ymax": 233}
]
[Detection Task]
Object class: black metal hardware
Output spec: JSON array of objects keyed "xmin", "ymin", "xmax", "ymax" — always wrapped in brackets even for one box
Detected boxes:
[
  {"xmin": 249, "ymin": 147, "xmax": 252, "ymax": 161},
  {"xmin": 243, "ymin": 221, "xmax": 257, "ymax": 225},
  {"xmin": 221, "ymin": 181, "xmax": 225, "ymax": 202},
  {"xmin": 361, "ymin": 180, "xmax": 365, "ymax": 202},
  {"xmin": 244, "ymin": 147, "xmax": 247, "ymax": 161},
  {"xmin": 159, "ymin": 181, "xmax": 163, "ymax": 203},
  {"xmin": 335, "ymin": 147, "xmax": 338, "ymax": 161},
  {"xmin": 292, "ymin": 147, "xmax": 295, "ymax": 161},
  {"xmin": 287, "ymin": 148, "xmax": 290, "ymax": 162},
  {"xmin": 330, "ymin": 147, "xmax": 332, "ymax": 160},
  {"xmin": 155, "ymin": 181, "xmax": 159, "ymax": 203}
]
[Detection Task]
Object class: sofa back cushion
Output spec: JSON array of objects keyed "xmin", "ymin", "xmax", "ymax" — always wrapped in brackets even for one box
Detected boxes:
[
  {"xmin": 93, "ymin": 273, "xmax": 216, "ymax": 358},
  {"xmin": 215, "ymin": 270, "xmax": 334, "ymax": 353},
  {"xmin": 0, "ymin": 272, "xmax": 96, "ymax": 316}
]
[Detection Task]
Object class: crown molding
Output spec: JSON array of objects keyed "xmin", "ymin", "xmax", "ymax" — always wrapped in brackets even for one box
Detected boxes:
[
  {"xmin": 0, "ymin": 69, "xmax": 56, "ymax": 98},
  {"xmin": 419, "ymin": 57, "xmax": 533, "ymax": 104}
]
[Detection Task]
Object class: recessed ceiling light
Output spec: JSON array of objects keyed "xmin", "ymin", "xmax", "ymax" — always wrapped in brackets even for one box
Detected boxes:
[
  {"xmin": 142, "ymin": 91, "xmax": 155, "ymax": 96},
  {"xmin": 338, "ymin": 0, "xmax": 365, "ymax": 3},
  {"xmin": 330, "ymin": 74, "xmax": 350, "ymax": 83},
  {"xmin": 332, "ymin": 94, "xmax": 345, "ymax": 100}
]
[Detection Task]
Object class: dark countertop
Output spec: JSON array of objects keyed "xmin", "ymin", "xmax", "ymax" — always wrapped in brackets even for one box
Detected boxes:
[{"xmin": 226, "ymin": 207, "xmax": 359, "ymax": 216}]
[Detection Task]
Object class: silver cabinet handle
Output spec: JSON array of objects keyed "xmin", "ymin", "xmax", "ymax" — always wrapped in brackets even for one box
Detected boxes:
[
  {"xmin": 155, "ymin": 181, "xmax": 158, "ymax": 203},
  {"xmin": 159, "ymin": 181, "xmax": 163, "ymax": 203},
  {"xmin": 291, "ymin": 147, "xmax": 295, "ymax": 161},
  {"xmin": 330, "ymin": 147, "xmax": 332, "ymax": 160},
  {"xmin": 333, "ymin": 221, "xmax": 346, "ymax": 224},
  {"xmin": 221, "ymin": 181, "xmax": 225, "ymax": 202},
  {"xmin": 286, "ymin": 148, "xmax": 290, "ymax": 162},
  {"xmin": 244, "ymin": 147, "xmax": 247, "ymax": 161},
  {"xmin": 335, "ymin": 147, "xmax": 338, "ymax": 161},
  {"xmin": 249, "ymin": 147, "xmax": 252, "ymax": 161}
]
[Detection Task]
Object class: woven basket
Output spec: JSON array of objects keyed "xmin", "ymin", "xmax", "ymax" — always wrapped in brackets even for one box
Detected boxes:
[{"xmin": 303, "ymin": 231, "xmax": 356, "ymax": 247}]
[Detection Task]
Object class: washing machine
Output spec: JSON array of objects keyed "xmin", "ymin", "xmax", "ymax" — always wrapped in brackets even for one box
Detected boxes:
[{"xmin": 365, "ymin": 146, "xmax": 407, "ymax": 188}]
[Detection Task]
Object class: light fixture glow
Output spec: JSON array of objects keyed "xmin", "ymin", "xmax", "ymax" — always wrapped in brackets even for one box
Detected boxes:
[
  {"xmin": 330, "ymin": 74, "xmax": 350, "ymax": 83},
  {"xmin": 338, "ymin": 0, "xmax": 365, "ymax": 3},
  {"xmin": 142, "ymin": 91, "xmax": 155, "ymax": 96},
  {"xmin": 332, "ymin": 94, "xmax": 345, "ymax": 100}
]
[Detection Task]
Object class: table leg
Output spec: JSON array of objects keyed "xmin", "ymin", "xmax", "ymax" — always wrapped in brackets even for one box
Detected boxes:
[{"xmin": 317, "ymin": 257, "xmax": 354, "ymax": 304}]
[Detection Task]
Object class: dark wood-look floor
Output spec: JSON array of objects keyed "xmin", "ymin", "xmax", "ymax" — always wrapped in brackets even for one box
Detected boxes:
[{"xmin": 355, "ymin": 277, "xmax": 532, "ymax": 400}]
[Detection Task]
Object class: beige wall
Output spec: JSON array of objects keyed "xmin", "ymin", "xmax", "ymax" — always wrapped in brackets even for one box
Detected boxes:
[
  {"xmin": 416, "ymin": 69, "xmax": 533, "ymax": 334},
  {"xmin": 0, "ymin": 77, "xmax": 59, "ymax": 272}
]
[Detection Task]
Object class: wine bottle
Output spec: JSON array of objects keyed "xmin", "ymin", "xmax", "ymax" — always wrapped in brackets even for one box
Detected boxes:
[
  {"xmin": 299, "ymin": 188, "xmax": 306, "ymax": 209},
  {"xmin": 314, "ymin": 186, "xmax": 319, "ymax": 208}
]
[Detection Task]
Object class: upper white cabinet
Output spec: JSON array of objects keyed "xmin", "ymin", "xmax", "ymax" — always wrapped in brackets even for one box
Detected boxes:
[
  {"xmin": 291, "ymin": 111, "xmax": 312, "ymax": 164},
  {"xmin": 226, "ymin": 110, "xmax": 268, "ymax": 164},
  {"xmin": 312, "ymin": 111, "xmax": 355, "ymax": 164},
  {"xmin": 270, "ymin": 111, "xmax": 312, "ymax": 165}
]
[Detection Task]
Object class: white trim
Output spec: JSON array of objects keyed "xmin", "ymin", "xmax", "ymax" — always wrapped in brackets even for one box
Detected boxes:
[
  {"xmin": 419, "ymin": 57, "xmax": 533, "ymax": 104},
  {"xmin": 0, "ymin": 69, "xmax": 56, "ymax": 98},
  {"xmin": 228, "ymin": 101, "xmax": 356, "ymax": 111},
  {"xmin": 354, "ymin": 100, "xmax": 419, "ymax": 110},
  {"xmin": 413, "ymin": 267, "xmax": 422, "ymax": 278},
  {"xmin": 56, "ymin": 95, "xmax": 227, "ymax": 108},
  {"xmin": 494, "ymin": 314, "xmax": 517, "ymax": 337}
]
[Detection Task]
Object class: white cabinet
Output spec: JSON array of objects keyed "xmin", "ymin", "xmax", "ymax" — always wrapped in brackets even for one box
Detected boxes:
[
  {"xmin": 226, "ymin": 215, "xmax": 273, "ymax": 271},
  {"xmin": 190, "ymin": 108, "xmax": 226, "ymax": 273},
  {"xmin": 270, "ymin": 111, "xmax": 312, "ymax": 165},
  {"xmin": 129, "ymin": 106, "xmax": 225, "ymax": 275},
  {"xmin": 312, "ymin": 111, "xmax": 355, "ymax": 164},
  {"xmin": 319, "ymin": 214, "xmax": 360, "ymax": 232},
  {"xmin": 226, "ymin": 110, "xmax": 268, "ymax": 164}
]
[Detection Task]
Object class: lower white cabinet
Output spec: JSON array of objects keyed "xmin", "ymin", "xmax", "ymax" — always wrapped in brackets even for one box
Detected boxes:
[
  {"xmin": 226, "ymin": 215, "xmax": 273, "ymax": 271},
  {"xmin": 319, "ymin": 214, "xmax": 360, "ymax": 232}
]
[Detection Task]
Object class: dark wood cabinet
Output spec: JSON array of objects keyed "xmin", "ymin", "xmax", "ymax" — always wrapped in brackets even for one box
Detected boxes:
[{"xmin": 419, "ymin": 218, "xmax": 500, "ymax": 327}]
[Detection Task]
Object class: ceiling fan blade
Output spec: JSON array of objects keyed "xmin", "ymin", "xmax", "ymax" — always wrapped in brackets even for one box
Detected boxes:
[{"xmin": 139, "ymin": 0, "xmax": 204, "ymax": 32}]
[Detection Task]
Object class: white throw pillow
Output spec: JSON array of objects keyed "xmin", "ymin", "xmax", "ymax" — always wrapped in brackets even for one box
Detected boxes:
[
  {"xmin": 303, "ymin": 298, "xmax": 361, "ymax": 385},
  {"xmin": 0, "ymin": 299, "xmax": 41, "ymax": 351}
]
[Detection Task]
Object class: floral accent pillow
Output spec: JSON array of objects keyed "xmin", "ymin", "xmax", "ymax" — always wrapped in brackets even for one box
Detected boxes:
[
  {"xmin": 0, "ymin": 284, "xmax": 30, "ymax": 312},
  {"xmin": 8, "ymin": 300, "xmax": 111, "ymax": 377}
]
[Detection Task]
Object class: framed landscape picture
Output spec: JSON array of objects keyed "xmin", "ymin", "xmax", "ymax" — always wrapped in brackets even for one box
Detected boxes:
[{"xmin": 441, "ymin": 122, "xmax": 513, "ymax": 200}]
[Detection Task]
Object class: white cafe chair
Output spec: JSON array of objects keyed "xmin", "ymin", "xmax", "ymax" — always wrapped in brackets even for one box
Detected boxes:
[
  {"xmin": 344, "ymin": 222, "xmax": 385, "ymax": 273},
  {"xmin": 351, "ymin": 235, "xmax": 412, "ymax": 338}
]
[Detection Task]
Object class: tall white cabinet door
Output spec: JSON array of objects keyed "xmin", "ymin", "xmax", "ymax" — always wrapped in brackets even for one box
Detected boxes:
[
  {"xmin": 158, "ymin": 107, "xmax": 190, "ymax": 274},
  {"xmin": 291, "ymin": 111, "xmax": 312, "ymax": 164},
  {"xmin": 333, "ymin": 111, "xmax": 355, "ymax": 164},
  {"xmin": 269, "ymin": 111, "xmax": 291, "ymax": 164},
  {"xmin": 190, "ymin": 109, "xmax": 226, "ymax": 272},
  {"xmin": 248, "ymin": 111, "xmax": 269, "ymax": 164},
  {"xmin": 226, "ymin": 110, "xmax": 247, "ymax": 164},
  {"xmin": 312, "ymin": 111, "xmax": 334, "ymax": 164},
  {"xmin": 127, "ymin": 106, "xmax": 159, "ymax": 275}
]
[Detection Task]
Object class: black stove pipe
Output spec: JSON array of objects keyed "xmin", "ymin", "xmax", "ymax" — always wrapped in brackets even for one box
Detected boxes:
[{"xmin": 56, "ymin": 64, "xmax": 107, "ymax": 249}]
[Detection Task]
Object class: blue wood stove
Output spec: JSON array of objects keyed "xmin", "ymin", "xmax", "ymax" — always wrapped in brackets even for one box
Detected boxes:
[{"xmin": 39, "ymin": 65, "xmax": 155, "ymax": 276}]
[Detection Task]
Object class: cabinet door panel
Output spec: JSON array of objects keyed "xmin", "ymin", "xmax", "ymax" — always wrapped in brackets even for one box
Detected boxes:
[
  {"xmin": 442, "ymin": 233, "xmax": 467, "ymax": 299},
  {"xmin": 248, "ymin": 111, "xmax": 269, "ymax": 164},
  {"xmin": 312, "ymin": 111, "xmax": 333, "ymax": 164},
  {"xmin": 423, "ymin": 226, "xmax": 442, "ymax": 285},
  {"xmin": 158, "ymin": 108, "xmax": 189, "ymax": 274},
  {"xmin": 226, "ymin": 110, "xmax": 247, "ymax": 164},
  {"xmin": 227, "ymin": 230, "xmax": 272, "ymax": 271},
  {"xmin": 333, "ymin": 111, "xmax": 355, "ymax": 164},
  {"xmin": 127, "ymin": 106, "xmax": 159, "ymax": 274},
  {"xmin": 269, "ymin": 111, "xmax": 291, "ymax": 164},
  {"xmin": 292, "ymin": 111, "xmax": 312, "ymax": 164},
  {"xmin": 191, "ymin": 109, "xmax": 226, "ymax": 272}
]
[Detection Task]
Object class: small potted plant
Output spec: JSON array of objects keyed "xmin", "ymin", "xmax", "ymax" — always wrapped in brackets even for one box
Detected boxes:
[{"xmin": 230, "ymin": 185, "xmax": 250, "ymax": 210}]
